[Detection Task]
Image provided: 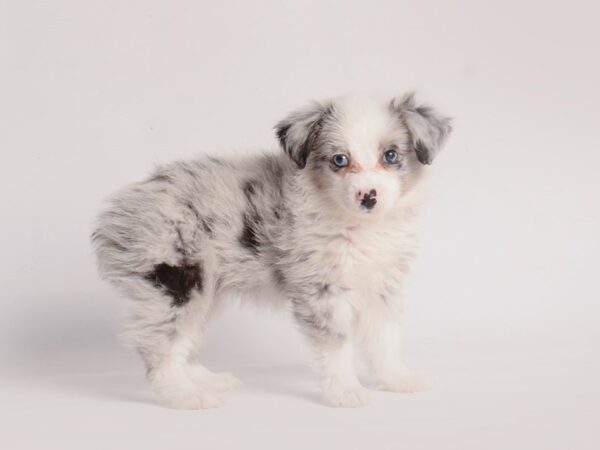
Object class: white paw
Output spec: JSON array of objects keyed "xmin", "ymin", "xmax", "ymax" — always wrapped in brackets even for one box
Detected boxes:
[
  {"xmin": 157, "ymin": 388, "xmax": 225, "ymax": 410},
  {"xmin": 323, "ymin": 385, "xmax": 370, "ymax": 408},
  {"xmin": 378, "ymin": 372, "xmax": 431, "ymax": 393},
  {"xmin": 149, "ymin": 367, "xmax": 225, "ymax": 409},
  {"xmin": 187, "ymin": 366, "xmax": 242, "ymax": 392}
]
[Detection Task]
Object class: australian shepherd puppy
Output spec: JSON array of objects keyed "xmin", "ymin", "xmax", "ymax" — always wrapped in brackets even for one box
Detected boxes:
[{"xmin": 92, "ymin": 92, "xmax": 452, "ymax": 409}]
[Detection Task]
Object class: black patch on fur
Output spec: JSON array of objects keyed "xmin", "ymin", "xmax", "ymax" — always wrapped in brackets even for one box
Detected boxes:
[
  {"xmin": 414, "ymin": 140, "xmax": 432, "ymax": 165},
  {"xmin": 145, "ymin": 262, "xmax": 203, "ymax": 307},
  {"xmin": 239, "ymin": 177, "xmax": 267, "ymax": 254},
  {"xmin": 239, "ymin": 212, "xmax": 262, "ymax": 254}
]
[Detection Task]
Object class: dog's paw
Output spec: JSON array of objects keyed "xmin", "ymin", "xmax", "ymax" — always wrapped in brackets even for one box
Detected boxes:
[
  {"xmin": 378, "ymin": 372, "xmax": 431, "ymax": 393},
  {"xmin": 323, "ymin": 385, "xmax": 370, "ymax": 408},
  {"xmin": 152, "ymin": 382, "xmax": 225, "ymax": 409},
  {"xmin": 205, "ymin": 372, "xmax": 242, "ymax": 392},
  {"xmin": 187, "ymin": 367, "xmax": 242, "ymax": 392},
  {"xmin": 150, "ymin": 366, "xmax": 226, "ymax": 409},
  {"xmin": 160, "ymin": 389, "xmax": 224, "ymax": 410}
]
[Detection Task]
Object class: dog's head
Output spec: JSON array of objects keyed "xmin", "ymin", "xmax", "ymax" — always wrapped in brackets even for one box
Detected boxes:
[{"xmin": 275, "ymin": 93, "xmax": 452, "ymax": 218}]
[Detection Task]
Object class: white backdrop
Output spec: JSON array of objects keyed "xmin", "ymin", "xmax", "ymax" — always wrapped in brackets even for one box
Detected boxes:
[{"xmin": 1, "ymin": 1, "xmax": 599, "ymax": 449}]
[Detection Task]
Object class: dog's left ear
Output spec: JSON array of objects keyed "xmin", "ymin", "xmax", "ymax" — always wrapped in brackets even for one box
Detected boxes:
[
  {"xmin": 391, "ymin": 93, "xmax": 452, "ymax": 165},
  {"xmin": 275, "ymin": 101, "xmax": 331, "ymax": 169}
]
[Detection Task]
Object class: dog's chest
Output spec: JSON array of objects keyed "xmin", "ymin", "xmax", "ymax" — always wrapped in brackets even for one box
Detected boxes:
[{"xmin": 299, "ymin": 220, "xmax": 415, "ymax": 295}]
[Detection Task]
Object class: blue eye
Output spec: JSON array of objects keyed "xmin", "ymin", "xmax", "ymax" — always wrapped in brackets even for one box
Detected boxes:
[
  {"xmin": 384, "ymin": 149, "xmax": 399, "ymax": 164},
  {"xmin": 331, "ymin": 154, "xmax": 349, "ymax": 168}
]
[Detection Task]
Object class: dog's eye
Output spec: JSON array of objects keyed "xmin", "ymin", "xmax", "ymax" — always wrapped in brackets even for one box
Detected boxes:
[
  {"xmin": 383, "ymin": 149, "xmax": 399, "ymax": 164},
  {"xmin": 331, "ymin": 154, "xmax": 350, "ymax": 168}
]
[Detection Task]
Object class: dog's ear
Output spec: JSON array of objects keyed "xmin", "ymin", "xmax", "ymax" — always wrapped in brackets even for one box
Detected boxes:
[
  {"xmin": 275, "ymin": 101, "xmax": 331, "ymax": 169},
  {"xmin": 391, "ymin": 93, "xmax": 452, "ymax": 165}
]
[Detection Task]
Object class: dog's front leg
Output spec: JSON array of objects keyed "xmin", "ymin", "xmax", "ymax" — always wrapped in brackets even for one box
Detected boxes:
[
  {"xmin": 359, "ymin": 315, "xmax": 430, "ymax": 393},
  {"xmin": 293, "ymin": 297, "xmax": 369, "ymax": 407}
]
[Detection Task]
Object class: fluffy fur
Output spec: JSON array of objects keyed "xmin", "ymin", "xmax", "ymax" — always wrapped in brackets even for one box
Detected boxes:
[{"xmin": 92, "ymin": 92, "xmax": 452, "ymax": 408}]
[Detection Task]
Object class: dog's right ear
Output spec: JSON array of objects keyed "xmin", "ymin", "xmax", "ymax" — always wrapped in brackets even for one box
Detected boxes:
[{"xmin": 275, "ymin": 102, "xmax": 331, "ymax": 169}]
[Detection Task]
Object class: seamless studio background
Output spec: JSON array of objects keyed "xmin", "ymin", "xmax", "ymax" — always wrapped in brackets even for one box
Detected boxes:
[{"xmin": 1, "ymin": 1, "xmax": 599, "ymax": 449}]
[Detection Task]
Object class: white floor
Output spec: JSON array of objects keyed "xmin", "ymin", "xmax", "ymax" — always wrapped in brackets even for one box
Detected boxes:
[{"xmin": 2, "ymin": 328, "xmax": 598, "ymax": 450}]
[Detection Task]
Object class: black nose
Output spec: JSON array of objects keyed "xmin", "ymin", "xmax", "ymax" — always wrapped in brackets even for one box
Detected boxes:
[{"xmin": 360, "ymin": 189, "xmax": 377, "ymax": 210}]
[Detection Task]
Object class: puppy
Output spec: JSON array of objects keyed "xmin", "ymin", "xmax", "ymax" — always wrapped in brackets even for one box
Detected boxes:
[{"xmin": 92, "ymin": 93, "xmax": 452, "ymax": 409}]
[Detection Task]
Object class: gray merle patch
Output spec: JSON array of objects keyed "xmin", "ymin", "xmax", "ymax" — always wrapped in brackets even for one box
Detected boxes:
[{"xmin": 239, "ymin": 212, "xmax": 262, "ymax": 254}]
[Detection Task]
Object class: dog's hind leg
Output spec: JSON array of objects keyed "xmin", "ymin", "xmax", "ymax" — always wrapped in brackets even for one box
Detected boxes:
[{"xmin": 118, "ymin": 274, "xmax": 239, "ymax": 409}]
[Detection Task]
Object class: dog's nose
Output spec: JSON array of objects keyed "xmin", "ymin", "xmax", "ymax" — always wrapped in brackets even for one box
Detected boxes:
[{"xmin": 359, "ymin": 189, "xmax": 377, "ymax": 210}]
